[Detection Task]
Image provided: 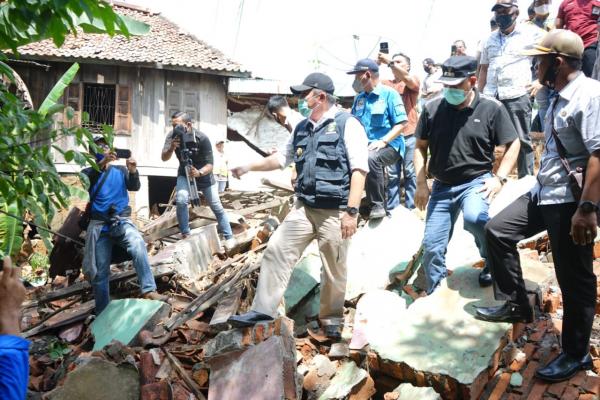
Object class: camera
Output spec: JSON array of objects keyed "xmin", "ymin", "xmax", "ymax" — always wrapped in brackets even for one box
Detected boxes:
[{"xmin": 379, "ymin": 42, "xmax": 389, "ymax": 54}]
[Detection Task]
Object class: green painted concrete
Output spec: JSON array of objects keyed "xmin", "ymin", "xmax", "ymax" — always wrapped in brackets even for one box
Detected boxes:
[{"xmin": 91, "ymin": 299, "xmax": 170, "ymax": 351}]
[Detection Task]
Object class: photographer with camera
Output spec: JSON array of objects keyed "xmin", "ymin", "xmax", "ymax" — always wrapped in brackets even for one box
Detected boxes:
[
  {"xmin": 162, "ymin": 112, "xmax": 234, "ymax": 246},
  {"xmin": 82, "ymin": 136, "xmax": 167, "ymax": 315}
]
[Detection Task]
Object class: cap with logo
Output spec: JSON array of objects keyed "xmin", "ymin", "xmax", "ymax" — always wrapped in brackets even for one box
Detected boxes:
[
  {"xmin": 436, "ymin": 56, "xmax": 478, "ymax": 85},
  {"xmin": 521, "ymin": 29, "xmax": 585, "ymax": 59},
  {"xmin": 290, "ymin": 72, "xmax": 335, "ymax": 95},
  {"xmin": 491, "ymin": 0, "xmax": 518, "ymax": 12},
  {"xmin": 346, "ymin": 58, "xmax": 380, "ymax": 74}
]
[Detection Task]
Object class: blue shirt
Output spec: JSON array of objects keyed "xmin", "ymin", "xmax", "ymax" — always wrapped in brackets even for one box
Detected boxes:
[
  {"xmin": 0, "ymin": 335, "xmax": 29, "ymax": 400},
  {"xmin": 82, "ymin": 166, "xmax": 140, "ymax": 217},
  {"xmin": 351, "ymin": 84, "xmax": 408, "ymax": 156}
]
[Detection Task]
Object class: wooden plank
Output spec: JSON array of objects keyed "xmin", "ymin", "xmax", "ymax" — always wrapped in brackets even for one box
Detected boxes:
[
  {"xmin": 260, "ymin": 177, "xmax": 294, "ymax": 193},
  {"xmin": 209, "ymin": 286, "xmax": 243, "ymax": 326},
  {"xmin": 164, "ymin": 349, "xmax": 207, "ymax": 400}
]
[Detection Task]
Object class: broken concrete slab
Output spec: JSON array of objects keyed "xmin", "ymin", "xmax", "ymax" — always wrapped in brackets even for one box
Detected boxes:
[
  {"xmin": 284, "ymin": 252, "xmax": 322, "ymax": 313},
  {"xmin": 366, "ymin": 257, "xmax": 554, "ymax": 399},
  {"xmin": 346, "ymin": 206, "xmax": 424, "ymax": 300},
  {"xmin": 91, "ymin": 299, "xmax": 171, "ymax": 351},
  {"xmin": 319, "ymin": 360, "xmax": 368, "ymax": 400},
  {"xmin": 208, "ymin": 335, "xmax": 301, "ymax": 400},
  {"xmin": 392, "ymin": 383, "xmax": 441, "ymax": 400},
  {"xmin": 149, "ymin": 224, "xmax": 221, "ymax": 280},
  {"xmin": 46, "ymin": 357, "xmax": 139, "ymax": 400}
]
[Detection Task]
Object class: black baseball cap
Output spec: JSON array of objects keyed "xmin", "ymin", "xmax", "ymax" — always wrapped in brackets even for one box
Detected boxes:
[
  {"xmin": 290, "ymin": 72, "xmax": 335, "ymax": 95},
  {"xmin": 491, "ymin": 0, "xmax": 518, "ymax": 11},
  {"xmin": 423, "ymin": 58, "xmax": 435, "ymax": 66},
  {"xmin": 347, "ymin": 58, "xmax": 379, "ymax": 74},
  {"xmin": 436, "ymin": 56, "xmax": 478, "ymax": 85}
]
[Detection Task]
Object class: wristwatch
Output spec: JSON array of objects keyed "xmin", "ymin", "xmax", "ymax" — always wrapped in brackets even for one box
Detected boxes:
[
  {"xmin": 579, "ymin": 200, "xmax": 599, "ymax": 214},
  {"xmin": 388, "ymin": 61, "xmax": 394, "ymax": 68},
  {"xmin": 345, "ymin": 206, "xmax": 359, "ymax": 217},
  {"xmin": 496, "ymin": 174, "xmax": 508, "ymax": 186}
]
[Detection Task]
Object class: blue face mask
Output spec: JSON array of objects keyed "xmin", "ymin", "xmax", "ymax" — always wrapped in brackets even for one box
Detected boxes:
[
  {"xmin": 298, "ymin": 98, "xmax": 311, "ymax": 117},
  {"xmin": 443, "ymin": 87, "xmax": 468, "ymax": 106}
]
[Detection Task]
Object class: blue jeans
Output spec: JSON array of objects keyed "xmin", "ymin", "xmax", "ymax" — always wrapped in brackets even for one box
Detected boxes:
[
  {"xmin": 217, "ymin": 180, "xmax": 227, "ymax": 193},
  {"xmin": 423, "ymin": 173, "xmax": 491, "ymax": 294},
  {"xmin": 176, "ymin": 176, "xmax": 233, "ymax": 239},
  {"xmin": 387, "ymin": 135, "xmax": 416, "ymax": 210},
  {"xmin": 92, "ymin": 221, "xmax": 156, "ymax": 314}
]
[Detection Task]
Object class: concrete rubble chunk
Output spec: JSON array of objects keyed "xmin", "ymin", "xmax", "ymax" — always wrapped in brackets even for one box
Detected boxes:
[
  {"xmin": 318, "ymin": 360, "xmax": 368, "ymax": 400},
  {"xmin": 46, "ymin": 357, "xmax": 140, "ymax": 400},
  {"xmin": 208, "ymin": 336, "xmax": 300, "ymax": 400},
  {"xmin": 284, "ymin": 252, "xmax": 322, "ymax": 312},
  {"xmin": 510, "ymin": 372, "xmax": 523, "ymax": 387},
  {"xmin": 393, "ymin": 383, "xmax": 441, "ymax": 400},
  {"xmin": 91, "ymin": 299, "xmax": 171, "ymax": 351}
]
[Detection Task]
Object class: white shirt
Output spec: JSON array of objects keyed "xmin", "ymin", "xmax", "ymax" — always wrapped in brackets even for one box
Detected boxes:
[
  {"xmin": 480, "ymin": 23, "xmax": 545, "ymax": 100},
  {"xmin": 276, "ymin": 106, "xmax": 369, "ymax": 173},
  {"xmin": 422, "ymin": 68, "xmax": 443, "ymax": 99},
  {"xmin": 533, "ymin": 73, "xmax": 600, "ymax": 204}
]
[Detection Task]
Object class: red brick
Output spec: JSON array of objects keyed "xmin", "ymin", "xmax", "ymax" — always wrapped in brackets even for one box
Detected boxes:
[
  {"xmin": 524, "ymin": 343, "xmax": 538, "ymax": 360},
  {"xmin": 522, "ymin": 361, "xmax": 540, "ymax": 383},
  {"xmin": 546, "ymin": 380, "xmax": 568, "ymax": 398},
  {"xmin": 488, "ymin": 372, "xmax": 511, "ymax": 400},
  {"xmin": 505, "ymin": 394, "xmax": 520, "ymax": 400},
  {"xmin": 562, "ymin": 385, "xmax": 581, "ymax": 400},
  {"xmin": 582, "ymin": 376, "xmax": 600, "ymax": 394},
  {"xmin": 593, "ymin": 359, "xmax": 600, "ymax": 375},
  {"xmin": 593, "ymin": 241, "xmax": 600, "ymax": 259},
  {"xmin": 512, "ymin": 322, "xmax": 527, "ymax": 341},
  {"xmin": 569, "ymin": 371, "xmax": 587, "ymax": 386},
  {"xmin": 527, "ymin": 381, "xmax": 549, "ymax": 399},
  {"xmin": 578, "ymin": 394, "xmax": 596, "ymax": 400},
  {"xmin": 550, "ymin": 318, "xmax": 563, "ymax": 334}
]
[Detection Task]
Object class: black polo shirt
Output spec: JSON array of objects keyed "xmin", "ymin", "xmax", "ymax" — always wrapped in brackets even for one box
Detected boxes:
[{"xmin": 415, "ymin": 89, "xmax": 518, "ymax": 185}]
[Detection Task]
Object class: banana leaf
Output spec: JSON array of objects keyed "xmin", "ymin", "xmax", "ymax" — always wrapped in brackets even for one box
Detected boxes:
[
  {"xmin": 38, "ymin": 63, "xmax": 79, "ymax": 117},
  {"xmin": 0, "ymin": 202, "xmax": 24, "ymax": 258}
]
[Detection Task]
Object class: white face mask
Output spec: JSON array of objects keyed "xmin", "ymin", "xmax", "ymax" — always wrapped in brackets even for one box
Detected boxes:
[{"xmin": 534, "ymin": 4, "xmax": 550, "ymax": 15}]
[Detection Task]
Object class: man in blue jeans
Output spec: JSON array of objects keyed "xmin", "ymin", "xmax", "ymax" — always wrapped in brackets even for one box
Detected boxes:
[
  {"xmin": 82, "ymin": 137, "xmax": 167, "ymax": 314},
  {"xmin": 162, "ymin": 112, "xmax": 233, "ymax": 246},
  {"xmin": 414, "ymin": 56, "xmax": 521, "ymax": 294}
]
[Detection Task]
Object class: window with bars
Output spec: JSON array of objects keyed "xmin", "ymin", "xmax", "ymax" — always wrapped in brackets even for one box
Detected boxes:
[{"xmin": 82, "ymin": 84, "xmax": 116, "ymax": 134}]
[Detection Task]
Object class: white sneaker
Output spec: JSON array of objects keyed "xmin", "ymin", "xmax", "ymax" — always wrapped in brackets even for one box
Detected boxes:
[{"xmin": 223, "ymin": 238, "xmax": 236, "ymax": 251}]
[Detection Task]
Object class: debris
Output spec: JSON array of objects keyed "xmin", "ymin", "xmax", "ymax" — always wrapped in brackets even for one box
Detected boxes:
[
  {"xmin": 318, "ymin": 360, "xmax": 368, "ymax": 400},
  {"xmin": 45, "ymin": 357, "xmax": 140, "ymax": 400},
  {"xmin": 164, "ymin": 349, "xmax": 207, "ymax": 400},
  {"xmin": 90, "ymin": 299, "xmax": 171, "ymax": 351},
  {"xmin": 390, "ymin": 383, "xmax": 441, "ymax": 400},
  {"xmin": 510, "ymin": 372, "xmax": 523, "ymax": 387}
]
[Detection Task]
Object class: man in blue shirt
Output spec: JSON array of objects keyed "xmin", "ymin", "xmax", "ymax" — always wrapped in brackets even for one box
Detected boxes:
[
  {"xmin": 0, "ymin": 257, "xmax": 29, "ymax": 400},
  {"xmin": 82, "ymin": 138, "xmax": 167, "ymax": 314},
  {"xmin": 349, "ymin": 59, "xmax": 408, "ymax": 219}
]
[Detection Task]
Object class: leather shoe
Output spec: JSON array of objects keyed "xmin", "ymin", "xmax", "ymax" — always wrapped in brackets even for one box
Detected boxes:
[
  {"xmin": 369, "ymin": 206, "xmax": 386, "ymax": 220},
  {"xmin": 475, "ymin": 301, "xmax": 533, "ymax": 323},
  {"xmin": 323, "ymin": 325, "xmax": 342, "ymax": 342},
  {"xmin": 536, "ymin": 353, "xmax": 592, "ymax": 382},
  {"xmin": 478, "ymin": 266, "xmax": 493, "ymax": 287},
  {"xmin": 227, "ymin": 310, "xmax": 273, "ymax": 328}
]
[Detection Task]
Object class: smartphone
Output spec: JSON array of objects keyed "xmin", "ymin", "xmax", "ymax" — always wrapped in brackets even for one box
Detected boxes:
[
  {"xmin": 379, "ymin": 42, "xmax": 389, "ymax": 54},
  {"xmin": 115, "ymin": 148, "xmax": 131, "ymax": 159},
  {"xmin": 451, "ymin": 45, "xmax": 457, "ymax": 56}
]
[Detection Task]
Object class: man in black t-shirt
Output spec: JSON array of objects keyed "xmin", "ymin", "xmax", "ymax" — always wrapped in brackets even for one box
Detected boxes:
[
  {"xmin": 162, "ymin": 112, "xmax": 233, "ymax": 244},
  {"xmin": 414, "ymin": 56, "xmax": 520, "ymax": 295}
]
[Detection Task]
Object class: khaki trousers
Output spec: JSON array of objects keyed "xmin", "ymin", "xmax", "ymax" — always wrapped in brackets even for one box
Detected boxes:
[{"xmin": 252, "ymin": 201, "xmax": 349, "ymax": 326}]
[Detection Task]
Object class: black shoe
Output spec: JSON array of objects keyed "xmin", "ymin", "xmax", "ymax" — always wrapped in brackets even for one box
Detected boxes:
[
  {"xmin": 369, "ymin": 206, "xmax": 386, "ymax": 220},
  {"xmin": 475, "ymin": 301, "xmax": 534, "ymax": 323},
  {"xmin": 323, "ymin": 325, "xmax": 342, "ymax": 342},
  {"xmin": 478, "ymin": 266, "xmax": 493, "ymax": 287},
  {"xmin": 535, "ymin": 353, "xmax": 593, "ymax": 382},
  {"xmin": 227, "ymin": 311, "xmax": 273, "ymax": 328}
]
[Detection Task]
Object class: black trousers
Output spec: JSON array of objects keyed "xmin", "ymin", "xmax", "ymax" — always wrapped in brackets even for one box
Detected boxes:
[
  {"xmin": 366, "ymin": 147, "xmax": 401, "ymax": 210},
  {"xmin": 485, "ymin": 193, "xmax": 596, "ymax": 357},
  {"xmin": 583, "ymin": 43, "xmax": 598, "ymax": 78}
]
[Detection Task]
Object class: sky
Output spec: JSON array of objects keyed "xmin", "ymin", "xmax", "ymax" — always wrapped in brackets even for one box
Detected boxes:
[{"xmin": 124, "ymin": 0, "xmax": 560, "ymax": 95}]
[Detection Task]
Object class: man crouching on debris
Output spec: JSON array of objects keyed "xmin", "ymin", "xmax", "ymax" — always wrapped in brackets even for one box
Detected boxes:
[
  {"xmin": 82, "ymin": 136, "xmax": 167, "ymax": 314},
  {"xmin": 414, "ymin": 56, "xmax": 520, "ymax": 295},
  {"xmin": 228, "ymin": 72, "xmax": 368, "ymax": 341},
  {"xmin": 476, "ymin": 30, "xmax": 600, "ymax": 383}
]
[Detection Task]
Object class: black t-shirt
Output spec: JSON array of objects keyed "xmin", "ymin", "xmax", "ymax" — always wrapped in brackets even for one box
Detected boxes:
[
  {"xmin": 415, "ymin": 90, "xmax": 518, "ymax": 185},
  {"xmin": 167, "ymin": 129, "xmax": 215, "ymax": 188}
]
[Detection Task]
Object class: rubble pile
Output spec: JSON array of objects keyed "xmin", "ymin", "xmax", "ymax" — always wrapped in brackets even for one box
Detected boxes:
[{"xmin": 18, "ymin": 186, "xmax": 600, "ymax": 399}]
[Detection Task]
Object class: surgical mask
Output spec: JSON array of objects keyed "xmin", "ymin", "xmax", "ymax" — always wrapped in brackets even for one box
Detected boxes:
[
  {"xmin": 298, "ymin": 98, "xmax": 311, "ymax": 117},
  {"xmin": 352, "ymin": 78, "xmax": 363, "ymax": 94},
  {"xmin": 495, "ymin": 13, "xmax": 516, "ymax": 32},
  {"xmin": 534, "ymin": 4, "xmax": 550, "ymax": 15},
  {"xmin": 443, "ymin": 87, "xmax": 468, "ymax": 106}
]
